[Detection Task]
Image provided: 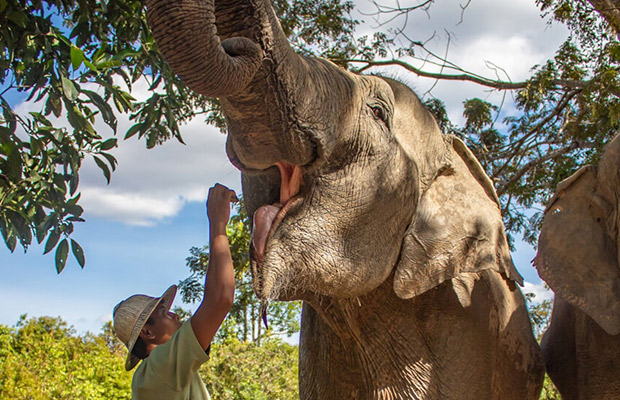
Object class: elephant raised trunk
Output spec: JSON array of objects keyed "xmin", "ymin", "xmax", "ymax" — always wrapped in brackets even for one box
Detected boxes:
[
  {"xmin": 145, "ymin": 0, "xmax": 263, "ymax": 97},
  {"xmin": 145, "ymin": 0, "xmax": 334, "ymax": 172}
]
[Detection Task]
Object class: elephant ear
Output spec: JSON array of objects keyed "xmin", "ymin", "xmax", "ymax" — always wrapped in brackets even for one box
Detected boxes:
[
  {"xmin": 394, "ymin": 137, "xmax": 522, "ymax": 299},
  {"xmin": 535, "ymin": 152, "xmax": 620, "ymax": 335}
]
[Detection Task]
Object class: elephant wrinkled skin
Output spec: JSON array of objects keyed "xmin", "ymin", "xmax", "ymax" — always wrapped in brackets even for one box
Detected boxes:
[
  {"xmin": 145, "ymin": 0, "xmax": 544, "ymax": 398},
  {"xmin": 535, "ymin": 134, "xmax": 620, "ymax": 399}
]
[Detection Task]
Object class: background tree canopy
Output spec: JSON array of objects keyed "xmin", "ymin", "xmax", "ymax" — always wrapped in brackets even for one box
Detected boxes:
[
  {"xmin": 0, "ymin": 315, "xmax": 300, "ymax": 399},
  {"xmin": 1, "ymin": 0, "xmax": 618, "ymax": 268}
]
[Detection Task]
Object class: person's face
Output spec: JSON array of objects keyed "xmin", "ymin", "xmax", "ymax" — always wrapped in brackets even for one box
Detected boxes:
[{"xmin": 141, "ymin": 301, "xmax": 182, "ymax": 345}]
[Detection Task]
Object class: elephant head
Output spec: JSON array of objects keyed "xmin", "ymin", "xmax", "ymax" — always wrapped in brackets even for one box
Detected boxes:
[
  {"xmin": 535, "ymin": 135, "xmax": 620, "ymax": 336},
  {"xmin": 144, "ymin": 0, "xmax": 524, "ymax": 304}
]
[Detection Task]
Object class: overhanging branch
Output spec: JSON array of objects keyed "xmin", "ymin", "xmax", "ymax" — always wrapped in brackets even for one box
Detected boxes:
[
  {"xmin": 496, "ymin": 141, "xmax": 595, "ymax": 196},
  {"xmin": 347, "ymin": 59, "xmax": 596, "ymax": 92}
]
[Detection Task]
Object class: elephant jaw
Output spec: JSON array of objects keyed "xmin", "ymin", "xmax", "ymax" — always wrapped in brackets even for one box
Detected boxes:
[{"xmin": 252, "ymin": 162, "xmax": 303, "ymax": 265}]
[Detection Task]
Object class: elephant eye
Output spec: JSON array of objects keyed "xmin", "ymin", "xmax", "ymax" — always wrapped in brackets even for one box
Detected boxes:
[{"xmin": 369, "ymin": 104, "xmax": 390, "ymax": 127}]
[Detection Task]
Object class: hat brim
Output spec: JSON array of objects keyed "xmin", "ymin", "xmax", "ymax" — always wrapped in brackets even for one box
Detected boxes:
[{"xmin": 125, "ymin": 285, "xmax": 177, "ymax": 371}]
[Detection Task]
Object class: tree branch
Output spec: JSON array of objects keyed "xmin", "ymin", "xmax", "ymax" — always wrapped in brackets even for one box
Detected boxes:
[
  {"xmin": 492, "ymin": 89, "xmax": 581, "ymax": 181},
  {"xmin": 350, "ymin": 58, "xmax": 528, "ymax": 89},
  {"xmin": 347, "ymin": 58, "xmax": 599, "ymax": 92},
  {"xmin": 496, "ymin": 141, "xmax": 594, "ymax": 196}
]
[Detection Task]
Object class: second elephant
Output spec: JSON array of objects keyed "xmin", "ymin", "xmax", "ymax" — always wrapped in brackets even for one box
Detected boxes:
[{"xmin": 535, "ymin": 134, "xmax": 620, "ymax": 399}]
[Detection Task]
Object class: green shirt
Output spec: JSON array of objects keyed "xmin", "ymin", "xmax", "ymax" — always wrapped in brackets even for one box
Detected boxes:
[{"xmin": 131, "ymin": 320, "xmax": 211, "ymax": 400}]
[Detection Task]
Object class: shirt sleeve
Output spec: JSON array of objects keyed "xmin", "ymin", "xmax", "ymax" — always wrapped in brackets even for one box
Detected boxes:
[{"xmin": 147, "ymin": 320, "xmax": 210, "ymax": 391}]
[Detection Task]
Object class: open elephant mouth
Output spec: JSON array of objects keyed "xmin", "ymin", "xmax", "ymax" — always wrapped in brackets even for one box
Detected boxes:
[{"xmin": 251, "ymin": 162, "xmax": 304, "ymax": 266}]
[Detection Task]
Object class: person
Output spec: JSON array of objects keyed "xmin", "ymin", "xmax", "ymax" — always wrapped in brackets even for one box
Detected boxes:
[{"xmin": 112, "ymin": 183, "xmax": 237, "ymax": 400}]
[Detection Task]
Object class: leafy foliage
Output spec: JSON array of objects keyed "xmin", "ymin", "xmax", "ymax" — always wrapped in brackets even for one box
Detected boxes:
[
  {"xmin": 0, "ymin": 315, "xmax": 299, "ymax": 399},
  {"xmin": 203, "ymin": 336, "xmax": 299, "ymax": 400},
  {"xmin": 179, "ymin": 198, "xmax": 301, "ymax": 344},
  {"xmin": 0, "ymin": 315, "xmax": 132, "ymax": 399},
  {"xmin": 0, "ymin": 0, "xmax": 357, "ymax": 272}
]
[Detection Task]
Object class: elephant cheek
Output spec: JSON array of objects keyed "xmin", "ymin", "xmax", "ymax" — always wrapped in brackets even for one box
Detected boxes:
[{"xmin": 254, "ymin": 214, "xmax": 406, "ymax": 300}]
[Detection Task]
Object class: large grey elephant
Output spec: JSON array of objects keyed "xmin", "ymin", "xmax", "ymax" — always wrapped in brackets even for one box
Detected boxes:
[
  {"xmin": 535, "ymin": 134, "xmax": 620, "ymax": 399},
  {"xmin": 145, "ymin": 0, "xmax": 544, "ymax": 398}
]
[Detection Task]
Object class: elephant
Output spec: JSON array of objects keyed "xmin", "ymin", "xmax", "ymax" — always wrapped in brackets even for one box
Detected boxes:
[
  {"xmin": 534, "ymin": 134, "xmax": 620, "ymax": 399},
  {"xmin": 144, "ymin": 0, "xmax": 544, "ymax": 398}
]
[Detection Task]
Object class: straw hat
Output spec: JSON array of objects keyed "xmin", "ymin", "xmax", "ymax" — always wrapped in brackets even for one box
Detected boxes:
[{"xmin": 113, "ymin": 285, "xmax": 177, "ymax": 371}]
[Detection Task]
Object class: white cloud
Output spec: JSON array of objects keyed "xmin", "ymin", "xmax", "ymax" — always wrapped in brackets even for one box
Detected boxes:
[
  {"xmin": 77, "ymin": 114, "xmax": 241, "ymax": 225},
  {"xmin": 352, "ymin": 0, "xmax": 569, "ymax": 124},
  {"xmin": 79, "ymin": 188, "xmax": 186, "ymax": 226},
  {"xmin": 14, "ymin": 78, "xmax": 242, "ymax": 226},
  {"xmin": 522, "ymin": 280, "xmax": 554, "ymax": 304}
]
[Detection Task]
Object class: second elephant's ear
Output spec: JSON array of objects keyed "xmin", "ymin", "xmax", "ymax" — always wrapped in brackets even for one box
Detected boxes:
[
  {"xmin": 394, "ymin": 137, "xmax": 522, "ymax": 299},
  {"xmin": 535, "ymin": 165, "xmax": 620, "ymax": 335}
]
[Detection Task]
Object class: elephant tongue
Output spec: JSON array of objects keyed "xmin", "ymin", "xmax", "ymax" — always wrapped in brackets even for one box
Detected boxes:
[
  {"xmin": 252, "ymin": 162, "xmax": 302, "ymax": 262},
  {"xmin": 253, "ymin": 204, "xmax": 281, "ymax": 261}
]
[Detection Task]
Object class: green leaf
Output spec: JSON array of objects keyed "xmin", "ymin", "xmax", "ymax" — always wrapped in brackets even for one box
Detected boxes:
[
  {"xmin": 44, "ymin": 229, "xmax": 61, "ymax": 255},
  {"xmin": 99, "ymin": 138, "xmax": 117, "ymax": 151},
  {"xmin": 61, "ymin": 77, "xmax": 79, "ymax": 101},
  {"xmin": 55, "ymin": 238, "xmax": 69, "ymax": 274},
  {"xmin": 45, "ymin": 90, "xmax": 63, "ymax": 117},
  {"xmin": 70, "ymin": 239, "xmax": 85, "ymax": 268},
  {"xmin": 124, "ymin": 123, "xmax": 143, "ymax": 140},
  {"xmin": 82, "ymin": 89, "xmax": 115, "ymax": 129},
  {"xmin": 95, "ymin": 60, "xmax": 122, "ymax": 70},
  {"xmin": 30, "ymin": 137, "xmax": 42, "ymax": 156},
  {"xmin": 8, "ymin": 11, "xmax": 27, "ymax": 28},
  {"xmin": 93, "ymin": 156, "xmax": 111, "ymax": 184},
  {"xmin": 54, "ymin": 32, "xmax": 71, "ymax": 46},
  {"xmin": 112, "ymin": 90, "xmax": 134, "ymax": 113},
  {"xmin": 83, "ymin": 59, "xmax": 99, "ymax": 73},
  {"xmin": 7, "ymin": 144, "xmax": 23, "ymax": 181},
  {"xmin": 7, "ymin": 210, "xmax": 31, "ymax": 247},
  {"xmin": 0, "ymin": 216, "xmax": 16, "ymax": 252},
  {"xmin": 70, "ymin": 46, "xmax": 85, "ymax": 70},
  {"xmin": 100, "ymin": 152, "xmax": 117, "ymax": 171}
]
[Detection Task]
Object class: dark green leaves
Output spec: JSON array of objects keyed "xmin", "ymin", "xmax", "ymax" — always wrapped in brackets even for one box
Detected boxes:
[
  {"xmin": 44, "ymin": 229, "xmax": 61, "ymax": 255},
  {"xmin": 71, "ymin": 239, "xmax": 85, "ymax": 268},
  {"xmin": 0, "ymin": 0, "xmax": 149, "ymax": 271},
  {"xmin": 55, "ymin": 238, "xmax": 68, "ymax": 273},
  {"xmin": 93, "ymin": 156, "xmax": 111, "ymax": 184}
]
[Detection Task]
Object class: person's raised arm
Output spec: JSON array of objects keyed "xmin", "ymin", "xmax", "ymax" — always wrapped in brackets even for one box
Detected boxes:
[{"xmin": 191, "ymin": 183, "xmax": 237, "ymax": 350}]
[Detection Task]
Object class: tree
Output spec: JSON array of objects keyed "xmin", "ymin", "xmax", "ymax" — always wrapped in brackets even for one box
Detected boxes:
[
  {"xmin": 0, "ymin": 0, "xmax": 357, "ymax": 272},
  {"xmin": 0, "ymin": 314, "xmax": 300, "ymax": 399},
  {"xmin": 0, "ymin": 315, "xmax": 132, "ymax": 399},
  {"xmin": 203, "ymin": 337, "xmax": 299, "ymax": 400},
  {"xmin": 178, "ymin": 198, "xmax": 301, "ymax": 345}
]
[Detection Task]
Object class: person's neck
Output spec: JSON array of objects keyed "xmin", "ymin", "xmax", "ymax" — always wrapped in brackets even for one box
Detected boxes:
[{"xmin": 145, "ymin": 342, "xmax": 158, "ymax": 357}]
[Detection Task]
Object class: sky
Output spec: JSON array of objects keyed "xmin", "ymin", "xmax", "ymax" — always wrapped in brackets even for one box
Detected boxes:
[{"xmin": 1, "ymin": 0, "xmax": 567, "ymax": 336}]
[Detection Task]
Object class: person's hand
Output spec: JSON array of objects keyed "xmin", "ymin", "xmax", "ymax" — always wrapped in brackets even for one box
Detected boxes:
[{"xmin": 206, "ymin": 184, "xmax": 237, "ymax": 235}]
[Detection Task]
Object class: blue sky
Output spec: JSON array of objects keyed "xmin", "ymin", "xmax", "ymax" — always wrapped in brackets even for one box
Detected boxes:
[{"xmin": 1, "ymin": 0, "xmax": 566, "ymax": 335}]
